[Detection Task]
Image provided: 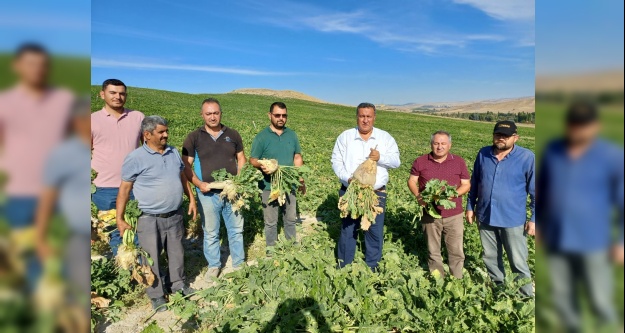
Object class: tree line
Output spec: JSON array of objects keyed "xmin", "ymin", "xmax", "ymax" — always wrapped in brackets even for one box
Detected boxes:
[{"xmin": 414, "ymin": 111, "xmax": 535, "ymax": 124}]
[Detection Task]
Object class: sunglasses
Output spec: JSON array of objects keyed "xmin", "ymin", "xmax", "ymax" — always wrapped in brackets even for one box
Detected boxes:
[{"xmin": 272, "ymin": 113, "xmax": 288, "ymax": 119}]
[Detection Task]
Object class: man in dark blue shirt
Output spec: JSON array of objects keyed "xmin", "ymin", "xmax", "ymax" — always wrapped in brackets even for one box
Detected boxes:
[
  {"xmin": 537, "ymin": 101, "xmax": 623, "ymax": 333},
  {"xmin": 467, "ymin": 120, "xmax": 535, "ymax": 297}
]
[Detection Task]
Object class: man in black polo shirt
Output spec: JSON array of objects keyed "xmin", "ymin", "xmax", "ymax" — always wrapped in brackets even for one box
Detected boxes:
[
  {"xmin": 182, "ymin": 98, "xmax": 246, "ymax": 280},
  {"xmin": 250, "ymin": 102, "xmax": 305, "ymax": 256}
]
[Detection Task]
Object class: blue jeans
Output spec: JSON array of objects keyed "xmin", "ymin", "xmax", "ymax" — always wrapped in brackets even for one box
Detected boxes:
[
  {"xmin": 479, "ymin": 223, "xmax": 533, "ymax": 296},
  {"xmin": 1, "ymin": 196, "xmax": 41, "ymax": 292},
  {"xmin": 91, "ymin": 187, "xmax": 136, "ymax": 256},
  {"xmin": 337, "ymin": 189, "xmax": 387, "ymax": 271},
  {"xmin": 197, "ymin": 192, "xmax": 245, "ymax": 268}
]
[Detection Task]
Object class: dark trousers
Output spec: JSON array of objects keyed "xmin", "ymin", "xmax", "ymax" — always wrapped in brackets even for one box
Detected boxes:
[
  {"xmin": 136, "ymin": 209, "xmax": 185, "ymax": 299},
  {"xmin": 337, "ymin": 188, "xmax": 387, "ymax": 270}
]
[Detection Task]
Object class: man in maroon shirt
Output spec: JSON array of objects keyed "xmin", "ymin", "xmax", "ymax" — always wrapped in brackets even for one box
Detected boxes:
[{"xmin": 408, "ymin": 130, "xmax": 471, "ymax": 278}]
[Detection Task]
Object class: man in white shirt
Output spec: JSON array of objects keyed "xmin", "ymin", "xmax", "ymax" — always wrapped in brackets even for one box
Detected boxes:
[{"xmin": 331, "ymin": 102, "xmax": 400, "ymax": 271}]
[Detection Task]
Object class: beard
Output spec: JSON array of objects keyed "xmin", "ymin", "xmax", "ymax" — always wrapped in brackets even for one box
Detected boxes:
[
  {"xmin": 493, "ymin": 141, "xmax": 513, "ymax": 151},
  {"xmin": 271, "ymin": 120, "xmax": 285, "ymax": 129}
]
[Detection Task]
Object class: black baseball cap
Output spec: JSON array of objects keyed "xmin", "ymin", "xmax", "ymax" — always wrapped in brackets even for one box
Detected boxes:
[
  {"xmin": 493, "ymin": 120, "xmax": 517, "ymax": 136},
  {"xmin": 566, "ymin": 101, "xmax": 599, "ymax": 125}
]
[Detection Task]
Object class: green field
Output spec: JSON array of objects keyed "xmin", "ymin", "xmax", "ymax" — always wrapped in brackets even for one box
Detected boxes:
[
  {"xmin": 91, "ymin": 86, "xmax": 536, "ymax": 332},
  {"xmin": 0, "ymin": 54, "xmax": 90, "ymax": 93}
]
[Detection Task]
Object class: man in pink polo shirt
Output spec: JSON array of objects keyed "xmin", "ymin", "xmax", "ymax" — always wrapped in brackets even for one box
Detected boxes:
[
  {"xmin": 0, "ymin": 43, "xmax": 74, "ymax": 290},
  {"xmin": 408, "ymin": 130, "xmax": 471, "ymax": 278},
  {"xmin": 91, "ymin": 79, "xmax": 144, "ymax": 255}
]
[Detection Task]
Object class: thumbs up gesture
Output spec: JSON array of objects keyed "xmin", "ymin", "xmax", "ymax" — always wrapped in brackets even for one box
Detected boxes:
[{"xmin": 369, "ymin": 146, "xmax": 380, "ymax": 162}]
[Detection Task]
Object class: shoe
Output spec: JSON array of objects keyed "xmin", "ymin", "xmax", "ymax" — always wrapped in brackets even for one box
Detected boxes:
[
  {"xmin": 173, "ymin": 285, "xmax": 196, "ymax": 296},
  {"xmin": 232, "ymin": 266, "xmax": 243, "ymax": 272},
  {"xmin": 150, "ymin": 297, "xmax": 168, "ymax": 312},
  {"xmin": 204, "ymin": 267, "xmax": 221, "ymax": 281}
]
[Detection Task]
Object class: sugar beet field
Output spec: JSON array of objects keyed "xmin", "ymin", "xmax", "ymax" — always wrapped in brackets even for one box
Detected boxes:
[{"xmin": 90, "ymin": 86, "xmax": 535, "ymax": 333}]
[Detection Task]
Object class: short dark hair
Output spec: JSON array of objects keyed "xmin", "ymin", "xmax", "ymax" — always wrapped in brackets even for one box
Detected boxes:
[
  {"xmin": 14, "ymin": 43, "xmax": 49, "ymax": 59},
  {"xmin": 566, "ymin": 100, "xmax": 599, "ymax": 125},
  {"xmin": 356, "ymin": 102, "xmax": 376, "ymax": 115},
  {"xmin": 431, "ymin": 130, "xmax": 452, "ymax": 144},
  {"xmin": 101, "ymin": 79, "xmax": 127, "ymax": 91},
  {"xmin": 201, "ymin": 98, "xmax": 221, "ymax": 111},
  {"xmin": 270, "ymin": 102, "xmax": 287, "ymax": 113}
]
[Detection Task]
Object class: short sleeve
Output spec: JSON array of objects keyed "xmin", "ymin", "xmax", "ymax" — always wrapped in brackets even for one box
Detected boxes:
[
  {"xmin": 43, "ymin": 150, "xmax": 68, "ymax": 187},
  {"xmin": 410, "ymin": 158, "xmax": 421, "ymax": 176},
  {"xmin": 459, "ymin": 157, "xmax": 470, "ymax": 180},
  {"xmin": 250, "ymin": 134, "xmax": 263, "ymax": 159},
  {"xmin": 174, "ymin": 148, "xmax": 185, "ymax": 172},
  {"xmin": 181, "ymin": 131, "xmax": 196, "ymax": 157},
  {"xmin": 121, "ymin": 153, "xmax": 140, "ymax": 182},
  {"xmin": 233, "ymin": 130, "xmax": 244, "ymax": 153},
  {"xmin": 293, "ymin": 133, "xmax": 302, "ymax": 155}
]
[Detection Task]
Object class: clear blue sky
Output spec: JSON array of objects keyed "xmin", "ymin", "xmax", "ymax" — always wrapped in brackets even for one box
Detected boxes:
[
  {"xmin": 536, "ymin": 0, "xmax": 624, "ymax": 75},
  {"xmin": 0, "ymin": 0, "xmax": 90, "ymax": 56},
  {"xmin": 91, "ymin": 0, "xmax": 535, "ymax": 105}
]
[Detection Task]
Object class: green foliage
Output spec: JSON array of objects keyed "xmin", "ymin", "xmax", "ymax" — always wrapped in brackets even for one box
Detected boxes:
[
  {"xmin": 414, "ymin": 179, "xmax": 459, "ymax": 220},
  {"xmin": 141, "ymin": 321, "xmax": 165, "ymax": 333},
  {"xmin": 435, "ymin": 111, "xmax": 536, "ymax": 124},
  {"xmin": 124, "ymin": 199, "xmax": 142, "ymax": 222},
  {"xmin": 91, "ymin": 258, "xmax": 134, "ymax": 331},
  {"xmin": 91, "ymin": 201, "xmax": 98, "ymax": 219},
  {"xmin": 338, "ymin": 180, "xmax": 383, "ymax": 229},
  {"xmin": 267, "ymin": 165, "xmax": 311, "ymax": 206},
  {"xmin": 175, "ymin": 226, "xmax": 536, "ymax": 332},
  {"xmin": 91, "ymin": 169, "xmax": 98, "ymax": 194},
  {"xmin": 211, "ymin": 163, "xmax": 264, "ymax": 211}
]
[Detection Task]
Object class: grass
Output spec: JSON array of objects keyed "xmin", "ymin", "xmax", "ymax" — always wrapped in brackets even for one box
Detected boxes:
[{"xmin": 0, "ymin": 53, "xmax": 90, "ymax": 93}]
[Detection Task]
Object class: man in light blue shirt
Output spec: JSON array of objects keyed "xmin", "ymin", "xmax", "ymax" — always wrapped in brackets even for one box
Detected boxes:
[
  {"xmin": 116, "ymin": 115, "xmax": 197, "ymax": 311},
  {"xmin": 331, "ymin": 103, "xmax": 400, "ymax": 271},
  {"xmin": 466, "ymin": 120, "xmax": 535, "ymax": 297}
]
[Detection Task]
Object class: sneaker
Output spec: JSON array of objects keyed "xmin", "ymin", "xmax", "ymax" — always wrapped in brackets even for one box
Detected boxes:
[
  {"xmin": 232, "ymin": 266, "xmax": 243, "ymax": 272},
  {"xmin": 204, "ymin": 267, "xmax": 221, "ymax": 281},
  {"xmin": 172, "ymin": 285, "xmax": 196, "ymax": 296},
  {"xmin": 150, "ymin": 297, "xmax": 168, "ymax": 312}
]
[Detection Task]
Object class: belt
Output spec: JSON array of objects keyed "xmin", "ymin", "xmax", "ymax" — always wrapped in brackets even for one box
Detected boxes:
[
  {"xmin": 340, "ymin": 184, "xmax": 386, "ymax": 193},
  {"xmin": 141, "ymin": 208, "xmax": 180, "ymax": 218}
]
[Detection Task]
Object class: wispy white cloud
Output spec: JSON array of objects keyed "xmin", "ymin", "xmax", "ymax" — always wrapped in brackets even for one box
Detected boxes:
[
  {"xmin": 302, "ymin": 11, "xmax": 370, "ymax": 33},
  {"xmin": 452, "ymin": 0, "xmax": 534, "ymax": 21},
  {"xmin": 91, "ymin": 58, "xmax": 304, "ymax": 76},
  {"xmin": 325, "ymin": 57, "xmax": 347, "ymax": 62},
  {"xmin": 244, "ymin": 1, "xmax": 520, "ymax": 56}
]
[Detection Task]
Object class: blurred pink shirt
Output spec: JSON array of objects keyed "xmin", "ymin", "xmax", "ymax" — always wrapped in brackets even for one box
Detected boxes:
[
  {"xmin": 0, "ymin": 85, "xmax": 74, "ymax": 196},
  {"xmin": 90, "ymin": 107, "xmax": 144, "ymax": 187}
]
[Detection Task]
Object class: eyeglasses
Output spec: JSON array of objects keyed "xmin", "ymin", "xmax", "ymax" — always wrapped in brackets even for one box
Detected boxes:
[{"xmin": 272, "ymin": 113, "xmax": 288, "ymax": 119}]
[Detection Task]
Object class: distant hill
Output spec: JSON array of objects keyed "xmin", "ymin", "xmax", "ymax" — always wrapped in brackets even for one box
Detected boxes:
[
  {"xmin": 536, "ymin": 70, "xmax": 624, "ymax": 93},
  {"xmin": 383, "ymin": 96, "xmax": 535, "ymax": 114},
  {"xmin": 228, "ymin": 88, "xmax": 331, "ymax": 104}
]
